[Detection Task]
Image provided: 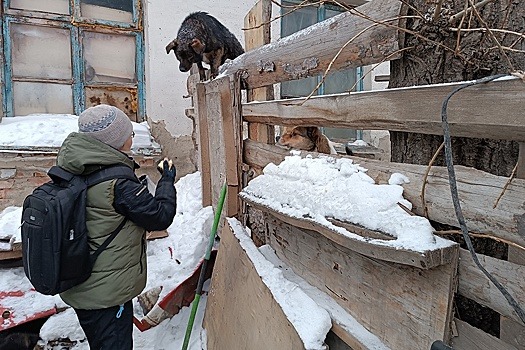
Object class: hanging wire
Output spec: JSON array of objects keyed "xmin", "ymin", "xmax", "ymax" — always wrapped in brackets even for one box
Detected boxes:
[{"xmin": 440, "ymin": 73, "xmax": 525, "ymax": 324}]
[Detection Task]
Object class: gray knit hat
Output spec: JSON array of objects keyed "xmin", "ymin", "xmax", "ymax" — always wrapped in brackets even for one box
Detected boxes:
[{"xmin": 78, "ymin": 104, "xmax": 133, "ymax": 149}]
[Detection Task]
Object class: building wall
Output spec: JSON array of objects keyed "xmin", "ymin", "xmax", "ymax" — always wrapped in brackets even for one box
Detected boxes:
[
  {"xmin": 362, "ymin": 61, "xmax": 391, "ymax": 160},
  {"xmin": 143, "ymin": 0, "xmax": 265, "ymax": 137}
]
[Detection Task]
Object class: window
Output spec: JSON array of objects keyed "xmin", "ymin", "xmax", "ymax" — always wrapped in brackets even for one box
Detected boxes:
[
  {"xmin": 281, "ymin": 1, "xmax": 363, "ymax": 142},
  {"xmin": 1, "ymin": 0, "xmax": 145, "ymax": 121}
]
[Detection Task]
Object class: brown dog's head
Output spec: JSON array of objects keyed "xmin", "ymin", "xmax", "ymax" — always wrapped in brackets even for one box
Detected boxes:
[
  {"xmin": 165, "ymin": 38, "xmax": 205, "ymax": 72},
  {"xmin": 279, "ymin": 126, "xmax": 316, "ymax": 151},
  {"xmin": 278, "ymin": 126, "xmax": 332, "ymax": 154}
]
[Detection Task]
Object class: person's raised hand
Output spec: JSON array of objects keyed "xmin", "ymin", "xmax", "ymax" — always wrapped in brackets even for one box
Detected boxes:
[{"xmin": 157, "ymin": 158, "xmax": 176, "ymax": 182}]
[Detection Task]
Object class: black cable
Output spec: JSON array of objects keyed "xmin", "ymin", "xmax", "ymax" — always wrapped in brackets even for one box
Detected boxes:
[
  {"xmin": 441, "ymin": 73, "xmax": 525, "ymax": 324},
  {"xmin": 431, "ymin": 340, "xmax": 453, "ymax": 350}
]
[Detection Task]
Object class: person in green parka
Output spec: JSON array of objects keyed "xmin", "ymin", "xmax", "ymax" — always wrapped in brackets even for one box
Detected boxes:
[{"xmin": 58, "ymin": 104, "xmax": 176, "ymax": 349}]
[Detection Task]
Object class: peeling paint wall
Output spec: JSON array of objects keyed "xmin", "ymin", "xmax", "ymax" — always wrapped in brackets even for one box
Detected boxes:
[
  {"xmin": 143, "ymin": 0, "xmax": 262, "ymax": 135},
  {"xmin": 142, "ymin": 0, "xmax": 280, "ymax": 177}
]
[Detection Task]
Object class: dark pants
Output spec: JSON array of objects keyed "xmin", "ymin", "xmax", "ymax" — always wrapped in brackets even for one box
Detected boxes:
[{"xmin": 74, "ymin": 300, "xmax": 133, "ymax": 350}]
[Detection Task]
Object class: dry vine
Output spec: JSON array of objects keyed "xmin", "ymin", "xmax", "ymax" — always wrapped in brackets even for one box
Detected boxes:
[{"xmin": 421, "ymin": 142, "xmax": 444, "ymax": 218}]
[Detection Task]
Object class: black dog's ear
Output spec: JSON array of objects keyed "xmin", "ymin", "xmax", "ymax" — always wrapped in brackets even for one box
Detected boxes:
[
  {"xmin": 166, "ymin": 39, "xmax": 178, "ymax": 54},
  {"xmin": 306, "ymin": 126, "xmax": 321, "ymax": 142},
  {"xmin": 191, "ymin": 38, "xmax": 205, "ymax": 54}
]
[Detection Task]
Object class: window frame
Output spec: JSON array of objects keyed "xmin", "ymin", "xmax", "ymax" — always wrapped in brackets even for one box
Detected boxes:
[
  {"xmin": 1, "ymin": 0, "xmax": 145, "ymax": 119},
  {"xmin": 280, "ymin": 1, "xmax": 364, "ymax": 141},
  {"xmin": 280, "ymin": 1, "xmax": 364, "ymax": 96}
]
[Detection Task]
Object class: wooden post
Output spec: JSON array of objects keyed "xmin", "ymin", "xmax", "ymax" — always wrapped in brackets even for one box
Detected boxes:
[
  {"xmin": 500, "ymin": 142, "xmax": 525, "ymax": 348},
  {"xmin": 196, "ymin": 82, "xmax": 212, "ymax": 207},
  {"xmin": 218, "ymin": 75, "xmax": 242, "ymax": 217},
  {"xmin": 244, "ymin": 0, "xmax": 275, "ymax": 145}
]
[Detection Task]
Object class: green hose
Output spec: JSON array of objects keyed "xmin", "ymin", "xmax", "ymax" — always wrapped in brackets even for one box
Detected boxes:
[{"xmin": 181, "ymin": 183, "xmax": 227, "ymax": 350}]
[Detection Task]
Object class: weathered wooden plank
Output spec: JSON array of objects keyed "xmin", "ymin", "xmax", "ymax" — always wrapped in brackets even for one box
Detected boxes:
[
  {"xmin": 501, "ymin": 143, "xmax": 525, "ymax": 347},
  {"xmin": 196, "ymin": 83, "xmax": 212, "ymax": 207},
  {"xmin": 242, "ymin": 78, "xmax": 525, "ymax": 142},
  {"xmin": 244, "ymin": 0, "xmax": 275, "ymax": 145},
  {"xmin": 451, "ymin": 319, "xmax": 518, "ymax": 350},
  {"xmin": 219, "ymin": 75, "xmax": 242, "ymax": 217},
  {"xmin": 330, "ymin": 324, "xmax": 372, "ymax": 350},
  {"xmin": 328, "ymin": 218, "xmax": 394, "ymax": 241},
  {"xmin": 221, "ymin": 0, "xmax": 402, "ymax": 89},
  {"xmin": 204, "ymin": 223, "xmax": 308, "ymax": 350},
  {"xmin": 500, "ymin": 316, "xmax": 525, "ymax": 349},
  {"xmin": 0, "ymin": 250, "xmax": 22, "ymax": 261},
  {"xmin": 458, "ymin": 248, "xmax": 525, "ymax": 326},
  {"xmin": 262, "ymin": 213, "xmax": 458, "ymax": 350},
  {"xmin": 242, "ymin": 198, "xmax": 458, "ymax": 269},
  {"xmin": 198, "ymin": 78, "xmax": 232, "ymax": 209},
  {"xmin": 243, "ymin": 140, "xmax": 525, "ymax": 247}
]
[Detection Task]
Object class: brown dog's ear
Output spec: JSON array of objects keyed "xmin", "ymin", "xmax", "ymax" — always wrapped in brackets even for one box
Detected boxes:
[
  {"xmin": 191, "ymin": 38, "xmax": 205, "ymax": 54},
  {"xmin": 166, "ymin": 39, "xmax": 178, "ymax": 54}
]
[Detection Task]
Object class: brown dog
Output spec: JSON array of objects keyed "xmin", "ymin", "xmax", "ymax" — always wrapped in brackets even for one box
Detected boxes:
[{"xmin": 278, "ymin": 126, "xmax": 335, "ymax": 154}]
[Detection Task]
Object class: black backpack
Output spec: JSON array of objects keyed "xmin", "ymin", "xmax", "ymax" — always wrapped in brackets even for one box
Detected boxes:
[{"xmin": 21, "ymin": 165, "xmax": 138, "ymax": 295}]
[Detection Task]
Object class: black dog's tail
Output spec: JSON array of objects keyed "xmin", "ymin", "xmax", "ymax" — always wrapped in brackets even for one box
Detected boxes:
[{"xmin": 345, "ymin": 144, "xmax": 354, "ymax": 156}]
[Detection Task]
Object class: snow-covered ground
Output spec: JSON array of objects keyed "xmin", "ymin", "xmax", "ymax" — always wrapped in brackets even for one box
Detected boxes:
[
  {"xmin": 1, "ymin": 172, "xmax": 212, "ymax": 349},
  {"xmin": 0, "ymin": 113, "xmax": 449, "ymax": 349},
  {"xmin": 0, "ymin": 113, "xmax": 160, "ymax": 155}
]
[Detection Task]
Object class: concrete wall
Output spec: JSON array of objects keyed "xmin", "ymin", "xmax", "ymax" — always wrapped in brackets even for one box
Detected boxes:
[
  {"xmin": 143, "ymin": 0, "xmax": 262, "ymax": 136},
  {"xmin": 142, "ymin": 0, "xmax": 278, "ymax": 176}
]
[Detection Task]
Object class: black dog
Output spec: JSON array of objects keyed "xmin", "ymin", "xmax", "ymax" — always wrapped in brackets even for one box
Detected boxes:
[{"xmin": 165, "ymin": 12, "xmax": 244, "ymax": 81}]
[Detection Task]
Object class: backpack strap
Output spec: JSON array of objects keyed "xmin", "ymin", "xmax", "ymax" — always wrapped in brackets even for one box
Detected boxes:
[
  {"xmin": 48, "ymin": 165, "xmax": 138, "ymax": 186},
  {"xmin": 86, "ymin": 164, "xmax": 138, "ymax": 187},
  {"xmin": 85, "ymin": 165, "xmax": 139, "ymax": 265},
  {"xmin": 90, "ymin": 217, "xmax": 128, "ymax": 267}
]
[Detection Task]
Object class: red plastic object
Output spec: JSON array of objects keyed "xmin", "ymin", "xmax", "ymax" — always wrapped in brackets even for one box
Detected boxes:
[
  {"xmin": 133, "ymin": 249, "xmax": 217, "ymax": 331},
  {"xmin": 0, "ymin": 290, "xmax": 57, "ymax": 331}
]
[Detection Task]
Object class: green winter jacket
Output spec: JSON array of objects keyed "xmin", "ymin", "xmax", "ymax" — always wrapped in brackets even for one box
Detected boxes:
[{"xmin": 57, "ymin": 133, "xmax": 147, "ymax": 309}]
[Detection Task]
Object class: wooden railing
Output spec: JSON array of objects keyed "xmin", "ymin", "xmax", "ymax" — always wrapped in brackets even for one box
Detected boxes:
[{"xmin": 188, "ymin": 0, "xmax": 525, "ymax": 349}]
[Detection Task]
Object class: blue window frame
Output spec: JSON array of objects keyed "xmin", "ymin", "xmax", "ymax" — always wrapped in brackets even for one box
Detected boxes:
[
  {"xmin": 1, "ymin": 0, "xmax": 145, "ymax": 121},
  {"xmin": 281, "ymin": 1, "xmax": 363, "ymax": 141}
]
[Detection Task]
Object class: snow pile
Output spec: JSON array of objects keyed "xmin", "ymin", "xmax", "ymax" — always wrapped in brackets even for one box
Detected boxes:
[
  {"xmin": 0, "ymin": 206, "xmax": 22, "ymax": 249},
  {"xmin": 0, "ymin": 114, "xmax": 160, "ymax": 154},
  {"xmin": 240, "ymin": 153, "xmax": 452, "ymax": 251}
]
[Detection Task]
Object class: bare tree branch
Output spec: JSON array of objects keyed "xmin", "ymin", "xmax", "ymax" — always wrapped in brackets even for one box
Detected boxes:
[
  {"xmin": 449, "ymin": 0, "xmax": 496, "ymax": 24},
  {"xmin": 467, "ymin": 0, "xmax": 514, "ymax": 70}
]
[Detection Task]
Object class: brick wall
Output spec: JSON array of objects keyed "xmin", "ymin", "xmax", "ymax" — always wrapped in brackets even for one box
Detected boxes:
[{"xmin": 0, "ymin": 151, "xmax": 160, "ymax": 211}]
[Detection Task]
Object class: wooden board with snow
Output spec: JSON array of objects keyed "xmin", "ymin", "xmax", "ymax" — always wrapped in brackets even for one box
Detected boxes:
[
  {"xmin": 240, "ymin": 153, "xmax": 458, "ymax": 269},
  {"xmin": 238, "ymin": 153, "xmax": 459, "ymax": 349},
  {"xmin": 204, "ymin": 220, "xmax": 332, "ymax": 350}
]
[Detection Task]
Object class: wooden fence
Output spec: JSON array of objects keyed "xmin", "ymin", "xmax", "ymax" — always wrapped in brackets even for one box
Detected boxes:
[{"xmin": 188, "ymin": 0, "xmax": 525, "ymax": 349}]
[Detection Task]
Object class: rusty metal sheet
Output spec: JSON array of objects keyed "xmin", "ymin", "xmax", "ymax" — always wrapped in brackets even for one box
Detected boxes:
[{"xmin": 85, "ymin": 86, "xmax": 137, "ymax": 121}]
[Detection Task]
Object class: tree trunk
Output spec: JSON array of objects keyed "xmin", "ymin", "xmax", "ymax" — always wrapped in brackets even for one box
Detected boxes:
[
  {"xmin": 389, "ymin": 0, "xmax": 525, "ymax": 337},
  {"xmin": 389, "ymin": 0, "xmax": 525, "ymax": 176}
]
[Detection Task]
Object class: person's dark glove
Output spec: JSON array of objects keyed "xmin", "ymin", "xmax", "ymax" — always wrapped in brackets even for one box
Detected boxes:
[{"xmin": 158, "ymin": 159, "xmax": 176, "ymax": 182}]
